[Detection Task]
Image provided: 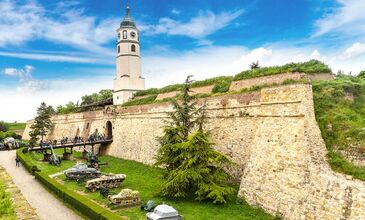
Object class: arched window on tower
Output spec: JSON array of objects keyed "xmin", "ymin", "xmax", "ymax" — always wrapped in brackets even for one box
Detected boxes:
[
  {"xmin": 131, "ymin": 44, "xmax": 136, "ymax": 52},
  {"xmin": 123, "ymin": 30, "xmax": 127, "ymax": 39},
  {"xmin": 118, "ymin": 45, "xmax": 120, "ymax": 53}
]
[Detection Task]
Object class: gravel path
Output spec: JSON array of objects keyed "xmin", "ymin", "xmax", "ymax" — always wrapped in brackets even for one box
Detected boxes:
[{"xmin": 0, "ymin": 151, "xmax": 83, "ymax": 220}]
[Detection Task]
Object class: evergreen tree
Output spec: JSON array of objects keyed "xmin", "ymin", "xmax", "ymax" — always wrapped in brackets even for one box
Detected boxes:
[
  {"xmin": 155, "ymin": 76, "xmax": 234, "ymax": 203},
  {"xmin": 29, "ymin": 102, "xmax": 54, "ymax": 144}
]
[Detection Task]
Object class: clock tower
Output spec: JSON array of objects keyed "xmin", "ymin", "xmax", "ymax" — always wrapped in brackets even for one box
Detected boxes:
[{"xmin": 113, "ymin": 1, "xmax": 145, "ymax": 105}]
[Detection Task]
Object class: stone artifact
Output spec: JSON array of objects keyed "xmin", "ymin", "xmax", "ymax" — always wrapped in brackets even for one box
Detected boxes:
[
  {"xmin": 86, "ymin": 173, "xmax": 126, "ymax": 192},
  {"xmin": 146, "ymin": 204, "xmax": 182, "ymax": 220},
  {"xmin": 64, "ymin": 163, "xmax": 101, "ymax": 180},
  {"xmin": 108, "ymin": 188, "xmax": 141, "ymax": 206}
]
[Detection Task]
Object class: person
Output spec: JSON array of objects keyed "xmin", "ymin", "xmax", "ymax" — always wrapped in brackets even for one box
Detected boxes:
[{"xmin": 15, "ymin": 157, "xmax": 20, "ymax": 167}]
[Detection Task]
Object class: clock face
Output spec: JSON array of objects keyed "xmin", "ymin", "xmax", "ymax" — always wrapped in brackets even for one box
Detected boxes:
[{"xmin": 130, "ymin": 32, "xmax": 136, "ymax": 38}]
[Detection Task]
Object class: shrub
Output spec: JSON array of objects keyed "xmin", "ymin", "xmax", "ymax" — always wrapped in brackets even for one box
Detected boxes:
[
  {"xmin": 122, "ymin": 94, "xmax": 158, "ymax": 107},
  {"xmin": 212, "ymin": 77, "xmax": 233, "ymax": 93},
  {"xmin": 134, "ymin": 88, "xmax": 159, "ymax": 97},
  {"xmin": 16, "ymin": 148, "xmax": 39, "ymax": 174},
  {"xmin": 0, "ymin": 121, "xmax": 9, "ymax": 132}
]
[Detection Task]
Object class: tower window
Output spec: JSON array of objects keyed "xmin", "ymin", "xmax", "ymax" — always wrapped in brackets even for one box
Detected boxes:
[
  {"xmin": 118, "ymin": 45, "xmax": 120, "ymax": 53},
  {"xmin": 131, "ymin": 44, "xmax": 136, "ymax": 52},
  {"xmin": 123, "ymin": 30, "xmax": 127, "ymax": 39},
  {"xmin": 118, "ymin": 33, "xmax": 120, "ymax": 40}
]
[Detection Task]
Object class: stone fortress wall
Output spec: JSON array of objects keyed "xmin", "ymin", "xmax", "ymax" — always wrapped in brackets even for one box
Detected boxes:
[{"xmin": 23, "ymin": 74, "xmax": 365, "ymax": 219}]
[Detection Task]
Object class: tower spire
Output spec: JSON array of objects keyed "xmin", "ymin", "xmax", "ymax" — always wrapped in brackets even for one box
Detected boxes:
[{"xmin": 126, "ymin": 0, "xmax": 130, "ymax": 17}]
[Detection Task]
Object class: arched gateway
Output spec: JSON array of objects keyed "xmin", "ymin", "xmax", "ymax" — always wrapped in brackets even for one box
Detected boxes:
[{"xmin": 105, "ymin": 121, "xmax": 113, "ymax": 139}]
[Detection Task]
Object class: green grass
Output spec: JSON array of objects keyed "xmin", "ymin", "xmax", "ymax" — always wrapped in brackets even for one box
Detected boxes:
[
  {"xmin": 313, "ymin": 76, "xmax": 365, "ymax": 180},
  {"xmin": 233, "ymin": 59, "xmax": 331, "ymax": 81},
  {"xmin": 23, "ymin": 149, "xmax": 273, "ymax": 220},
  {"xmin": 6, "ymin": 123, "xmax": 26, "ymax": 132},
  {"xmin": 0, "ymin": 178, "xmax": 16, "ymax": 220}
]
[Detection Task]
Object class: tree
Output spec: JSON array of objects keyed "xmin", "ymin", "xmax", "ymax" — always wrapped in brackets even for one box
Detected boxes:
[
  {"xmin": 29, "ymin": 102, "xmax": 54, "ymax": 144},
  {"xmin": 155, "ymin": 76, "xmax": 234, "ymax": 203},
  {"xmin": 0, "ymin": 121, "xmax": 8, "ymax": 132},
  {"xmin": 250, "ymin": 61, "xmax": 260, "ymax": 69}
]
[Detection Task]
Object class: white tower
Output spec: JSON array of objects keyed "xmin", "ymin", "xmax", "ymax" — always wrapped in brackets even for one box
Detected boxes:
[{"xmin": 113, "ymin": 1, "xmax": 145, "ymax": 105}]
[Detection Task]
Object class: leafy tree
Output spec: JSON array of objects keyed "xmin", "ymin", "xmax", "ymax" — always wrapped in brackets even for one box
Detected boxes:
[
  {"xmin": 0, "ymin": 121, "xmax": 9, "ymax": 132},
  {"xmin": 250, "ymin": 61, "xmax": 260, "ymax": 69},
  {"xmin": 29, "ymin": 102, "xmax": 54, "ymax": 144},
  {"xmin": 98, "ymin": 89, "xmax": 113, "ymax": 101},
  {"xmin": 155, "ymin": 76, "xmax": 234, "ymax": 203},
  {"xmin": 358, "ymin": 70, "xmax": 365, "ymax": 79},
  {"xmin": 56, "ymin": 102, "xmax": 77, "ymax": 114}
]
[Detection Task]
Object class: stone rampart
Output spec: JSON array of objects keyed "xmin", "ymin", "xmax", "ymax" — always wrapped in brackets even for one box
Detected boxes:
[{"xmin": 22, "ymin": 84, "xmax": 365, "ymax": 219}]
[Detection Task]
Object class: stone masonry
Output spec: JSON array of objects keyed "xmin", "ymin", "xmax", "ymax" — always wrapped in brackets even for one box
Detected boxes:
[{"xmin": 23, "ymin": 84, "xmax": 365, "ymax": 219}]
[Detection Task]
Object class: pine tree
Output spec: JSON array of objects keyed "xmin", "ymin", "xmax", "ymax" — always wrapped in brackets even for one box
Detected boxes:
[
  {"xmin": 250, "ymin": 61, "xmax": 260, "ymax": 69},
  {"xmin": 155, "ymin": 76, "xmax": 234, "ymax": 203},
  {"xmin": 29, "ymin": 102, "xmax": 54, "ymax": 144}
]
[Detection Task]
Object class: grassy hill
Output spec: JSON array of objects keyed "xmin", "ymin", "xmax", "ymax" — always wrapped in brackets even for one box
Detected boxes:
[{"xmin": 313, "ymin": 76, "xmax": 365, "ymax": 180}]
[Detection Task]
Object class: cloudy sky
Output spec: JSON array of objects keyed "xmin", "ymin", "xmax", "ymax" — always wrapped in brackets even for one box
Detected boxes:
[{"xmin": 0, "ymin": 0, "xmax": 365, "ymax": 122}]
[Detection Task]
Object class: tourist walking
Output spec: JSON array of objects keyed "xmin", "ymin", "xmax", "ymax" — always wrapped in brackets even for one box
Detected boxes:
[{"xmin": 15, "ymin": 157, "xmax": 20, "ymax": 167}]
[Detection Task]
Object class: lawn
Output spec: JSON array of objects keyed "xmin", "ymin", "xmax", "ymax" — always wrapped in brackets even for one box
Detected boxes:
[
  {"xmin": 6, "ymin": 122, "xmax": 26, "ymax": 133},
  {"xmin": 25, "ymin": 149, "xmax": 274, "ymax": 220},
  {"xmin": 0, "ymin": 176, "xmax": 16, "ymax": 220}
]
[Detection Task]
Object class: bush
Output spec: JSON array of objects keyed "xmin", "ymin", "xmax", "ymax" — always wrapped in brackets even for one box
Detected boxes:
[
  {"xmin": 234, "ymin": 60, "xmax": 331, "ymax": 81},
  {"xmin": 122, "ymin": 94, "xmax": 158, "ymax": 107},
  {"xmin": 134, "ymin": 88, "xmax": 159, "ymax": 97},
  {"xmin": 212, "ymin": 77, "xmax": 233, "ymax": 93},
  {"xmin": 16, "ymin": 148, "xmax": 38, "ymax": 174},
  {"xmin": 0, "ymin": 121, "xmax": 9, "ymax": 132}
]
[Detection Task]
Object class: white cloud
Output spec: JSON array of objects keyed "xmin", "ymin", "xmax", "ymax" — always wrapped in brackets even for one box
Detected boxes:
[
  {"xmin": 0, "ymin": 51, "xmax": 112, "ymax": 64},
  {"xmin": 313, "ymin": 0, "xmax": 365, "ymax": 37},
  {"xmin": 4, "ymin": 65, "xmax": 33, "ymax": 79},
  {"xmin": 140, "ymin": 10, "xmax": 244, "ymax": 39},
  {"xmin": 341, "ymin": 42, "xmax": 365, "ymax": 59},
  {"xmin": 0, "ymin": 0, "xmax": 118, "ymax": 54},
  {"xmin": 171, "ymin": 9, "xmax": 181, "ymax": 15},
  {"xmin": 3, "ymin": 65, "xmax": 47, "ymax": 92},
  {"xmin": 0, "ymin": 75, "xmax": 113, "ymax": 122}
]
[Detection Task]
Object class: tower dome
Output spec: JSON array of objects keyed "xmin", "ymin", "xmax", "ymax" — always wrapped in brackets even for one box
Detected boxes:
[{"xmin": 120, "ymin": 4, "xmax": 136, "ymax": 28}]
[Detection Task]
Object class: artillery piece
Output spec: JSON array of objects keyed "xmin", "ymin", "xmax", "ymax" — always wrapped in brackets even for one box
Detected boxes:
[
  {"xmin": 1, "ymin": 137, "xmax": 20, "ymax": 151},
  {"xmin": 86, "ymin": 173, "xmax": 126, "ymax": 192},
  {"xmin": 108, "ymin": 188, "xmax": 141, "ymax": 206},
  {"xmin": 64, "ymin": 163, "xmax": 101, "ymax": 180}
]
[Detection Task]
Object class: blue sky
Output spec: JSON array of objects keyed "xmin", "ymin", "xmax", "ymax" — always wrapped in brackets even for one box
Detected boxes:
[{"xmin": 0, "ymin": 0, "xmax": 365, "ymax": 122}]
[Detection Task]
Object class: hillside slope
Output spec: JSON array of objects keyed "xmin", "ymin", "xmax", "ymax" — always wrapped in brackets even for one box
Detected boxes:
[{"xmin": 313, "ymin": 76, "xmax": 365, "ymax": 180}]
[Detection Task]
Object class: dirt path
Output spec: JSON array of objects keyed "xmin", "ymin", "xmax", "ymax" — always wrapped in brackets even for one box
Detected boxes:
[{"xmin": 0, "ymin": 151, "xmax": 83, "ymax": 220}]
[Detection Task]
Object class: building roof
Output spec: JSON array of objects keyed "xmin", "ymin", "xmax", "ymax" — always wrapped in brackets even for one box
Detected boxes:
[{"xmin": 120, "ymin": 4, "xmax": 136, "ymax": 28}]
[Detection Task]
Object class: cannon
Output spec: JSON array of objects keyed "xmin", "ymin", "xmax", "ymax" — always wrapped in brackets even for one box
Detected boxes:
[
  {"xmin": 85, "ymin": 173, "xmax": 126, "ymax": 192},
  {"xmin": 108, "ymin": 188, "xmax": 141, "ymax": 206},
  {"xmin": 64, "ymin": 163, "xmax": 101, "ymax": 181},
  {"xmin": 48, "ymin": 144, "xmax": 61, "ymax": 166}
]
